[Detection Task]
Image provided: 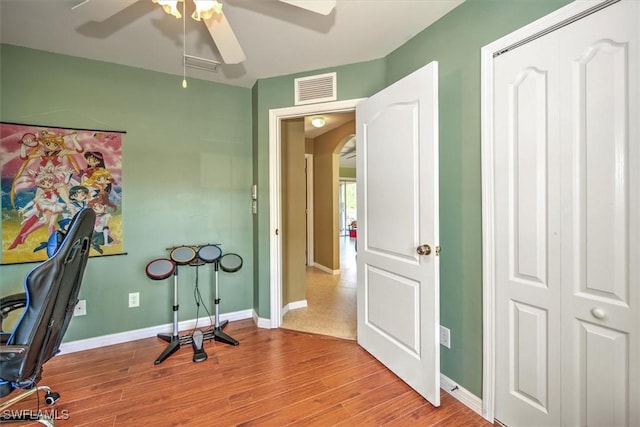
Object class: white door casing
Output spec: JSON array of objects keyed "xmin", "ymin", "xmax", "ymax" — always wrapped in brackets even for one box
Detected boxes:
[
  {"xmin": 483, "ymin": 0, "xmax": 639, "ymax": 425},
  {"xmin": 305, "ymin": 153, "xmax": 314, "ymax": 266},
  {"xmin": 356, "ymin": 61, "xmax": 440, "ymax": 405}
]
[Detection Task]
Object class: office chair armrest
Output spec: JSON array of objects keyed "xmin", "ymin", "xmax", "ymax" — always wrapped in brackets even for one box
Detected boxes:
[
  {"xmin": 0, "ymin": 345, "xmax": 26, "ymax": 361},
  {"xmin": 0, "ymin": 345, "xmax": 27, "ymax": 382},
  {"xmin": 1, "ymin": 345, "xmax": 27, "ymax": 360}
]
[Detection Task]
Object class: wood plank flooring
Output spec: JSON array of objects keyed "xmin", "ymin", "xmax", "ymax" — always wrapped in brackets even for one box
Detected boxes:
[{"xmin": 4, "ymin": 320, "xmax": 493, "ymax": 426}]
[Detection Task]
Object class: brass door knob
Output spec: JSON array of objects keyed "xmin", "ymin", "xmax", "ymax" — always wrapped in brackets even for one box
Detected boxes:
[{"xmin": 417, "ymin": 244, "xmax": 431, "ymax": 256}]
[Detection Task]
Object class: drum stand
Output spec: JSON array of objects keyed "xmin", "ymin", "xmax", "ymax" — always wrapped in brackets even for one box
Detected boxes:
[
  {"xmin": 154, "ymin": 252, "xmax": 238, "ymax": 364},
  {"xmin": 155, "ymin": 268, "xmax": 188, "ymax": 365},
  {"xmin": 207, "ymin": 261, "xmax": 239, "ymax": 346}
]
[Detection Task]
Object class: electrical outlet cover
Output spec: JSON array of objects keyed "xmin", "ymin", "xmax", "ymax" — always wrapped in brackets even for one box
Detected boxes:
[
  {"xmin": 439, "ymin": 325, "xmax": 451, "ymax": 349},
  {"xmin": 74, "ymin": 300, "xmax": 87, "ymax": 316}
]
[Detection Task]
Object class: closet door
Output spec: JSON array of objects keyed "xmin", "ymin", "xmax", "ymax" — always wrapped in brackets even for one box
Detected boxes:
[
  {"xmin": 494, "ymin": 1, "xmax": 639, "ymax": 426},
  {"xmin": 559, "ymin": 2, "xmax": 639, "ymax": 426},
  {"xmin": 493, "ymin": 23, "xmax": 563, "ymax": 427}
]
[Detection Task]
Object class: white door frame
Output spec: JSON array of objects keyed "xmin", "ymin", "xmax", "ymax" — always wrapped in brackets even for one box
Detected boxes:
[
  {"xmin": 305, "ymin": 153, "xmax": 314, "ymax": 266},
  {"xmin": 480, "ymin": 0, "xmax": 615, "ymax": 421},
  {"xmin": 269, "ymin": 98, "xmax": 365, "ymax": 328}
]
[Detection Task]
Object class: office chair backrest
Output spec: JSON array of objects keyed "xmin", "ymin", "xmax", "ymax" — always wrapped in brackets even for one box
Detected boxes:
[{"xmin": 8, "ymin": 208, "xmax": 95, "ymax": 386}]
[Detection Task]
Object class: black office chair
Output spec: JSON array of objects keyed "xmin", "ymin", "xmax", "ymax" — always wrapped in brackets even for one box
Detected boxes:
[{"xmin": 0, "ymin": 208, "xmax": 95, "ymax": 425}]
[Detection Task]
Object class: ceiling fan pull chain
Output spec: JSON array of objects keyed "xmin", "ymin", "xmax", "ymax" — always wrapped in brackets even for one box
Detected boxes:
[{"xmin": 182, "ymin": 0, "xmax": 187, "ymax": 88}]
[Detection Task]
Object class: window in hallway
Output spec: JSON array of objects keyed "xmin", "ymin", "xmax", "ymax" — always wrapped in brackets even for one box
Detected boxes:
[{"xmin": 339, "ymin": 179, "xmax": 357, "ymax": 237}]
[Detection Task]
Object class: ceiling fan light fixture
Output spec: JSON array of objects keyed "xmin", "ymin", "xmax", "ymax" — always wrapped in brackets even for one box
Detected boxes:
[
  {"xmin": 311, "ymin": 117, "xmax": 326, "ymax": 128},
  {"xmin": 191, "ymin": 0, "xmax": 223, "ymax": 21},
  {"xmin": 153, "ymin": 0, "xmax": 182, "ymax": 18}
]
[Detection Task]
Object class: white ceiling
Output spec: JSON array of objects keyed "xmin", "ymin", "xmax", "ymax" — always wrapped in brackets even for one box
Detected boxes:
[{"xmin": 0, "ymin": 0, "xmax": 464, "ymax": 88}]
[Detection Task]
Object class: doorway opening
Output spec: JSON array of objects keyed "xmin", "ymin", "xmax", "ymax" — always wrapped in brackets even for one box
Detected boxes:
[
  {"xmin": 268, "ymin": 99, "xmax": 364, "ymax": 335},
  {"xmin": 280, "ymin": 113, "xmax": 357, "ymax": 339}
]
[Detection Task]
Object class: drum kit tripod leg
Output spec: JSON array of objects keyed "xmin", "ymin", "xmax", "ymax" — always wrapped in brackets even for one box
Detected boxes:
[
  {"xmin": 145, "ymin": 245, "xmax": 242, "ymax": 365},
  {"xmin": 208, "ymin": 262, "xmax": 239, "ymax": 346},
  {"xmin": 154, "ymin": 268, "xmax": 183, "ymax": 365}
]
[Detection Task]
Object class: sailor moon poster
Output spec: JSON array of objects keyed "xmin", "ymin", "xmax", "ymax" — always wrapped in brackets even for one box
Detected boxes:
[{"xmin": 1, "ymin": 122, "xmax": 125, "ymax": 264}]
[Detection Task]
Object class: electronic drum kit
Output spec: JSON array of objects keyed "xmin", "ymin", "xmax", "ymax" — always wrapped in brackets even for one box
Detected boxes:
[{"xmin": 145, "ymin": 243, "xmax": 243, "ymax": 365}]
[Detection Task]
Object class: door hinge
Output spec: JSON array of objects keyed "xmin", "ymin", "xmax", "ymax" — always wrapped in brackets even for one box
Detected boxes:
[{"xmin": 435, "ymin": 245, "xmax": 441, "ymax": 256}]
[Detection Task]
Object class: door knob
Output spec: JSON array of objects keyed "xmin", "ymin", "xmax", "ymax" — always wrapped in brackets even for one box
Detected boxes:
[
  {"xmin": 417, "ymin": 244, "xmax": 431, "ymax": 256},
  {"xmin": 591, "ymin": 307, "xmax": 606, "ymax": 320}
]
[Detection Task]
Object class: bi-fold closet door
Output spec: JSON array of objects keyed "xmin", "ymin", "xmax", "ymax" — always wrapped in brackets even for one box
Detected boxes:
[{"xmin": 493, "ymin": 1, "xmax": 639, "ymax": 426}]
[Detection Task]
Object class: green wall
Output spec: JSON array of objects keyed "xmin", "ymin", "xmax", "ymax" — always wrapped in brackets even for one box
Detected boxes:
[{"xmin": 0, "ymin": 45, "xmax": 253, "ymax": 341}]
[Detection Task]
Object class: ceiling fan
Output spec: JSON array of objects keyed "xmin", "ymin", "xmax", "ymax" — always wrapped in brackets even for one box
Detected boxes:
[{"xmin": 71, "ymin": 0, "xmax": 336, "ymax": 65}]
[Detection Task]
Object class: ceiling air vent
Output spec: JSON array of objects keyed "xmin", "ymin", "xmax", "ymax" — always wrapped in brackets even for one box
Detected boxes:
[
  {"xmin": 184, "ymin": 55, "xmax": 220, "ymax": 73},
  {"xmin": 294, "ymin": 72, "xmax": 337, "ymax": 105}
]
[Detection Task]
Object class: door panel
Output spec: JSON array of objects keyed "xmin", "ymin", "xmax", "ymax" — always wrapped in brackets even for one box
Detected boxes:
[
  {"xmin": 579, "ymin": 321, "xmax": 628, "ymax": 427},
  {"xmin": 510, "ymin": 68, "xmax": 549, "ymax": 286},
  {"xmin": 573, "ymin": 40, "xmax": 629, "ymax": 303},
  {"xmin": 366, "ymin": 266, "xmax": 419, "ymax": 353},
  {"xmin": 365, "ymin": 103, "xmax": 419, "ymax": 256},
  {"xmin": 509, "ymin": 301, "xmax": 549, "ymax": 412},
  {"xmin": 560, "ymin": 2, "xmax": 639, "ymax": 425},
  {"xmin": 494, "ymin": 26, "xmax": 562, "ymax": 427},
  {"xmin": 357, "ymin": 61, "xmax": 440, "ymax": 405}
]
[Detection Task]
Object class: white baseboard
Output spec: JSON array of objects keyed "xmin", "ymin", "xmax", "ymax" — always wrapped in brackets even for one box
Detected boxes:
[
  {"xmin": 288, "ymin": 300, "xmax": 308, "ymax": 310},
  {"xmin": 59, "ymin": 308, "xmax": 254, "ymax": 354},
  {"xmin": 313, "ymin": 263, "xmax": 340, "ymax": 275},
  {"xmin": 252, "ymin": 310, "xmax": 274, "ymax": 329},
  {"xmin": 277, "ymin": 299, "xmax": 307, "ymax": 325},
  {"xmin": 440, "ymin": 373, "xmax": 483, "ymax": 417}
]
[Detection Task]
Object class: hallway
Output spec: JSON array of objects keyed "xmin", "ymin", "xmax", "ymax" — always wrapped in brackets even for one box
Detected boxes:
[{"xmin": 281, "ymin": 236, "xmax": 357, "ymax": 340}]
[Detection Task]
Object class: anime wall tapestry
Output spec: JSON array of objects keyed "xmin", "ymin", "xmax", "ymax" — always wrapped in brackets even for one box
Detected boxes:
[{"xmin": 1, "ymin": 122, "xmax": 124, "ymax": 264}]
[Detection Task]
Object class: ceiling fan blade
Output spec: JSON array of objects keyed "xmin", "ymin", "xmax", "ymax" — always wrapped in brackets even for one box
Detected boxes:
[
  {"xmin": 279, "ymin": 0, "xmax": 336, "ymax": 15},
  {"xmin": 72, "ymin": 0, "xmax": 139, "ymax": 22},
  {"xmin": 202, "ymin": 12, "xmax": 246, "ymax": 64}
]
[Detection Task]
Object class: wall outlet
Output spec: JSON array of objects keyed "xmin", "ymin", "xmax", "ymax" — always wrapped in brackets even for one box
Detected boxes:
[
  {"xmin": 74, "ymin": 299, "xmax": 87, "ymax": 316},
  {"xmin": 440, "ymin": 325, "xmax": 451, "ymax": 349},
  {"xmin": 128, "ymin": 292, "xmax": 140, "ymax": 308}
]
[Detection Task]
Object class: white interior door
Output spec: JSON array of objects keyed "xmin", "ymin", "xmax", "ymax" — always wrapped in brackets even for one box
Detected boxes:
[
  {"xmin": 559, "ymin": 2, "xmax": 639, "ymax": 425},
  {"xmin": 356, "ymin": 61, "xmax": 440, "ymax": 405},
  {"xmin": 493, "ymin": 22, "xmax": 563, "ymax": 427},
  {"xmin": 493, "ymin": 1, "xmax": 639, "ymax": 426}
]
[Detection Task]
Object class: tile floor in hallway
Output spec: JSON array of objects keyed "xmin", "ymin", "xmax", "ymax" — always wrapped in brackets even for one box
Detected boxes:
[{"xmin": 281, "ymin": 236, "xmax": 357, "ymax": 340}]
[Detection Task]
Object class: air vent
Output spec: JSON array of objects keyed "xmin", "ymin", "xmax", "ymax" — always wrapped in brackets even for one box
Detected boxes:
[
  {"xmin": 294, "ymin": 72, "xmax": 337, "ymax": 105},
  {"xmin": 184, "ymin": 55, "xmax": 220, "ymax": 73}
]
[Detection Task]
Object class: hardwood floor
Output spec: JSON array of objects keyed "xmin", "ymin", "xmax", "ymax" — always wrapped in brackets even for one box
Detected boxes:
[{"xmin": 5, "ymin": 320, "xmax": 492, "ymax": 426}]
